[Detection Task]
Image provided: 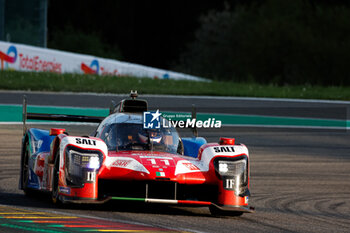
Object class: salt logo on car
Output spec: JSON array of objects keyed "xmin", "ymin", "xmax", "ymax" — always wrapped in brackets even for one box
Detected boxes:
[
  {"xmin": 75, "ymin": 138, "xmax": 97, "ymax": 146},
  {"xmin": 214, "ymin": 146, "xmax": 235, "ymax": 153},
  {"xmin": 143, "ymin": 109, "xmax": 161, "ymax": 129}
]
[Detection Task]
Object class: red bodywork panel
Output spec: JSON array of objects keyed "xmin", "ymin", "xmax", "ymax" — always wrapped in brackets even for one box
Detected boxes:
[
  {"xmin": 38, "ymin": 134, "xmax": 251, "ymax": 210},
  {"xmin": 98, "ymin": 151, "xmax": 213, "ymax": 184}
]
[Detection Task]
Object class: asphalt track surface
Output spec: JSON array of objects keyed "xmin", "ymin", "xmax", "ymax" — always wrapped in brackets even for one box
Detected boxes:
[
  {"xmin": 1, "ymin": 90, "xmax": 350, "ymax": 119},
  {"xmin": 0, "ymin": 91, "xmax": 350, "ymax": 232}
]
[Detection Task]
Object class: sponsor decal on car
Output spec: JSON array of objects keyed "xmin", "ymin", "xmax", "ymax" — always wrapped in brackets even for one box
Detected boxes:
[
  {"xmin": 75, "ymin": 138, "xmax": 97, "ymax": 146},
  {"xmin": 108, "ymin": 157, "xmax": 150, "ymax": 174},
  {"xmin": 156, "ymin": 171, "xmax": 165, "ymax": 177},
  {"xmin": 214, "ymin": 146, "xmax": 235, "ymax": 153},
  {"xmin": 183, "ymin": 162, "xmax": 199, "ymax": 171},
  {"xmin": 112, "ymin": 159, "xmax": 131, "ymax": 168},
  {"xmin": 224, "ymin": 178, "xmax": 235, "ymax": 190},
  {"xmin": 59, "ymin": 186, "xmax": 71, "ymax": 194},
  {"xmin": 175, "ymin": 160, "xmax": 203, "ymax": 175}
]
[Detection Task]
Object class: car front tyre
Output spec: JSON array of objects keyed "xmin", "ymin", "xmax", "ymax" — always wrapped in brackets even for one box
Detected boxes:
[
  {"xmin": 22, "ymin": 140, "xmax": 34, "ymax": 196},
  {"xmin": 51, "ymin": 149, "xmax": 61, "ymax": 204}
]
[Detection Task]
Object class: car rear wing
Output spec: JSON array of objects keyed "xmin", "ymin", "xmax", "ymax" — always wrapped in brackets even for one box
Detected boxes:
[{"xmin": 22, "ymin": 96, "xmax": 104, "ymax": 135}]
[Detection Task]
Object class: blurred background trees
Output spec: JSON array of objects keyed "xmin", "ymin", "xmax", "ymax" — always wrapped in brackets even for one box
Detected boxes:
[
  {"xmin": 49, "ymin": 25, "xmax": 122, "ymax": 60},
  {"xmin": 2, "ymin": 0, "xmax": 350, "ymax": 85},
  {"xmin": 176, "ymin": 0, "xmax": 350, "ymax": 85}
]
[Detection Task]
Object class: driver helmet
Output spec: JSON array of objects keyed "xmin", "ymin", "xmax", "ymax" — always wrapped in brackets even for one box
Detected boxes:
[{"xmin": 138, "ymin": 130, "xmax": 162, "ymax": 144}]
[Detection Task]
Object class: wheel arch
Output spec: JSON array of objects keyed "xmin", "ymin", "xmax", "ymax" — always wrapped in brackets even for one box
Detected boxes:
[
  {"xmin": 50, "ymin": 135, "xmax": 62, "ymax": 164},
  {"xmin": 19, "ymin": 132, "xmax": 30, "ymax": 190}
]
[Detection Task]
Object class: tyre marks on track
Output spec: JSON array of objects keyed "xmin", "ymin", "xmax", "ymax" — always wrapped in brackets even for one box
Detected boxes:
[{"xmin": 253, "ymin": 192, "xmax": 350, "ymax": 232}]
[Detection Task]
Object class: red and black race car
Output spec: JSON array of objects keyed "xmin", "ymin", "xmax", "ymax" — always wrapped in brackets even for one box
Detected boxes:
[{"xmin": 19, "ymin": 92, "xmax": 254, "ymax": 216}]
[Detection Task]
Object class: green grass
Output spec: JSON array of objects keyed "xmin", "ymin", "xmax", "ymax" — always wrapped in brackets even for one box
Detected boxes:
[{"xmin": 1, "ymin": 70, "xmax": 350, "ymax": 100}]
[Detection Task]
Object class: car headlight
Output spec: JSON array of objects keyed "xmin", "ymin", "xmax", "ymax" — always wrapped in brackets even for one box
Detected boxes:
[
  {"xmin": 215, "ymin": 157, "xmax": 249, "ymax": 196},
  {"xmin": 218, "ymin": 162, "xmax": 229, "ymax": 173},
  {"xmin": 65, "ymin": 148, "xmax": 103, "ymax": 185},
  {"xmin": 70, "ymin": 150, "xmax": 100, "ymax": 169},
  {"xmin": 217, "ymin": 159, "xmax": 246, "ymax": 176}
]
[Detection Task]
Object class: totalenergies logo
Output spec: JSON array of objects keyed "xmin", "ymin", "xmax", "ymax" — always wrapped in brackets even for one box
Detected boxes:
[
  {"xmin": 0, "ymin": 45, "xmax": 18, "ymax": 69},
  {"xmin": 0, "ymin": 45, "xmax": 61, "ymax": 73},
  {"xmin": 81, "ymin": 59, "xmax": 99, "ymax": 74},
  {"xmin": 81, "ymin": 59, "xmax": 118, "ymax": 76}
]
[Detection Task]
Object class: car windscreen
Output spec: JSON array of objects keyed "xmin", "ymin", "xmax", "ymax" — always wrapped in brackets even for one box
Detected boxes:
[{"xmin": 100, "ymin": 123, "xmax": 181, "ymax": 154}]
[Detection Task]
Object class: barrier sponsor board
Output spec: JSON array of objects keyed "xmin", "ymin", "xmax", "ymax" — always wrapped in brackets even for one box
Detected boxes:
[{"xmin": 0, "ymin": 41, "xmax": 206, "ymax": 81}]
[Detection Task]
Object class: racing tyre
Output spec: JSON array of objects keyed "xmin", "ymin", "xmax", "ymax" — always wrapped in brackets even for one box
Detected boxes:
[
  {"xmin": 51, "ymin": 149, "xmax": 61, "ymax": 204},
  {"xmin": 209, "ymin": 205, "xmax": 243, "ymax": 217},
  {"xmin": 21, "ymin": 140, "xmax": 34, "ymax": 196}
]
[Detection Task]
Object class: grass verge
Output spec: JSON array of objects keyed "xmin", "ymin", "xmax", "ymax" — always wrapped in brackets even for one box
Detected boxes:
[{"xmin": 0, "ymin": 70, "xmax": 349, "ymax": 100}]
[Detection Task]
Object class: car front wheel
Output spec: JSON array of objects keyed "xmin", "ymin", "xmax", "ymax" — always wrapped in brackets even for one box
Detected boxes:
[
  {"xmin": 51, "ymin": 149, "xmax": 61, "ymax": 204},
  {"xmin": 22, "ymin": 140, "xmax": 34, "ymax": 196}
]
